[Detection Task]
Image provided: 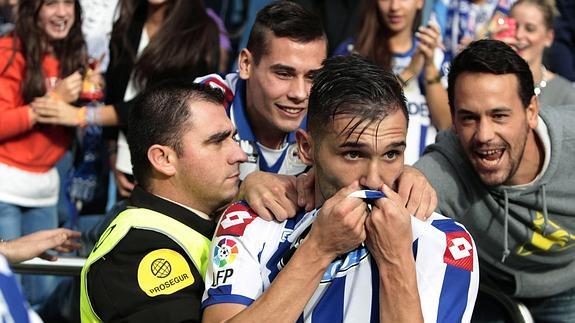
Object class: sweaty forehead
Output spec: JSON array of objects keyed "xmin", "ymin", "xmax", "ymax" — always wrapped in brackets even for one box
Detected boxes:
[{"xmin": 330, "ymin": 113, "xmax": 407, "ymax": 143}]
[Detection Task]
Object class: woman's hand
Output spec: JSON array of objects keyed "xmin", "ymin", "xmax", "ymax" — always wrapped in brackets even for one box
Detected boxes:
[
  {"xmin": 31, "ymin": 95, "xmax": 80, "ymax": 126},
  {"xmin": 52, "ymin": 71, "xmax": 82, "ymax": 103},
  {"xmin": 415, "ymin": 22, "xmax": 442, "ymax": 67},
  {"xmin": 400, "ymin": 22, "xmax": 443, "ymax": 84}
]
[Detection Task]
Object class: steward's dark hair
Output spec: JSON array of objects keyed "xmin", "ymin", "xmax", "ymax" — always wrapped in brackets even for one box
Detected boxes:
[
  {"xmin": 448, "ymin": 39, "xmax": 534, "ymax": 112},
  {"xmin": 128, "ymin": 82, "xmax": 224, "ymax": 189},
  {"xmin": 246, "ymin": 1, "xmax": 326, "ymax": 64},
  {"xmin": 308, "ymin": 54, "xmax": 408, "ymax": 139}
]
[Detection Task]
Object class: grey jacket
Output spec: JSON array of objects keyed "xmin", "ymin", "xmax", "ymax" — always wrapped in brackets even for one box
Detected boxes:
[{"xmin": 415, "ymin": 105, "xmax": 575, "ymax": 298}]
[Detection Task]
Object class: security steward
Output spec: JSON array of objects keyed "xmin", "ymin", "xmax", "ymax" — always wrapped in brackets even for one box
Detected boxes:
[{"xmin": 80, "ymin": 83, "xmax": 248, "ymax": 322}]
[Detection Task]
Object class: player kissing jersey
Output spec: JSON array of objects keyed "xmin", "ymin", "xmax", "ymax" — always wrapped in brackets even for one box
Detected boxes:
[{"xmin": 203, "ymin": 201, "xmax": 479, "ymax": 323}]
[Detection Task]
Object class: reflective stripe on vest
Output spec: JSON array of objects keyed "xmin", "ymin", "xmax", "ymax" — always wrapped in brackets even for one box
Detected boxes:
[{"xmin": 79, "ymin": 208, "xmax": 211, "ymax": 323}]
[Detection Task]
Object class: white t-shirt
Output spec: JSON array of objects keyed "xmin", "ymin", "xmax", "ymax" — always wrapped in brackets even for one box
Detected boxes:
[{"xmin": 0, "ymin": 163, "xmax": 59, "ymax": 207}]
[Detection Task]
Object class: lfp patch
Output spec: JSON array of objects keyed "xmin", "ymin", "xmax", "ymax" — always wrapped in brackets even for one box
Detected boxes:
[
  {"xmin": 137, "ymin": 249, "xmax": 194, "ymax": 297},
  {"xmin": 213, "ymin": 237, "xmax": 239, "ymax": 268}
]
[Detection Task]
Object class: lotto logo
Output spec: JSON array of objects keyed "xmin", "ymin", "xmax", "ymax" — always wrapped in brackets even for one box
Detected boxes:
[
  {"xmin": 443, "ymin": 232, "xmax": 474, "ymax": 271},
  {"xmin": 216, "ymin": 203, "xmax": 256, "ymax": 237},
  {"xmin": 221, "ymin": 211, "xmax": 253, "ymax": 229},
  {"xmin": 449, "ymin": 237, "xmax": 472, "ymax": 260}
]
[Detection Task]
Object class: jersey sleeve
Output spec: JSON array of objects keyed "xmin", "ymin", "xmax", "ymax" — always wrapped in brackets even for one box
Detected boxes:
[
  {"xmin": 194, "ymin": 73, "xmax": 235, "ymax": 108},
  {"xmin": 202, "ymin": 202, "xmax": 268, "ymax": 309},
  {"xmin": 413, "ymin": 213, "xmax": 479, "ymax": 323}
]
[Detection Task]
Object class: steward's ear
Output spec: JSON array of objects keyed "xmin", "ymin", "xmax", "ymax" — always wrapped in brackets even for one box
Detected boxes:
[
  {"xmin": 147, "ymin": 144, "xmax": 177, "ymax": 177},
  {"xmin": 296, "ymin": 129, "xmax": 314, "ymax": 166}
]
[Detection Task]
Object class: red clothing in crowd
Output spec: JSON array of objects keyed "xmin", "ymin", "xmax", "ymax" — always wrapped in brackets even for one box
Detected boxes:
[{"xmin": 0, "ymin": 37, "xmax": 71, "ymax": 173}]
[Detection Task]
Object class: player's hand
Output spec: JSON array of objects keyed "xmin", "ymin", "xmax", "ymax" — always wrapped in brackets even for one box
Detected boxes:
[
  {"xmin": 239, "ymin": 171, "xmax": 299, "ymax": 221},
  {"xmin": 307, "ymin": 181, "xmax": 367, "ymax": 258},
  {"xmin": 52, "ymin": 71, "xmax": 82, "ymax": 103},
  {"xmin": 365, "ymin": 184, "xmax": 414, "ymax": 267},
  {"xmin": 395, "ymin": 166, "xmax": 437, "ymax": 220}
]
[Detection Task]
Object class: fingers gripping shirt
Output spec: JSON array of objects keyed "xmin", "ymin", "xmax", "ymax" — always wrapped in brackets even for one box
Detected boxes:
[{"xmin": 203, "ymin": 202, "xmax": 479, "ymax": 322}]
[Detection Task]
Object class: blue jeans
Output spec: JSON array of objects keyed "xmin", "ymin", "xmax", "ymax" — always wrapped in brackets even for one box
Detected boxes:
[
  {"xmin": 0, "ymin": 201, "xmax": 59, "ymax": 308},
  {"xmin": 473, "ymin": 286, "xmax": 575, "ymax": 323}
]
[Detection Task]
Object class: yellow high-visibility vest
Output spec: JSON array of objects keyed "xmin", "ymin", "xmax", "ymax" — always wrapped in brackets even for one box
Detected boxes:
[{"xmin": 79, "ymin": 208, "xmax": 211, "ymax": 323}]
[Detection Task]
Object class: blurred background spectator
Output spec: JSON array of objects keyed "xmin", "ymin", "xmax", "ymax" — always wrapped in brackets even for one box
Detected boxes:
[
  {"xmin": 334, "ymin": 0, "xmax": 451, "ymax": 164},
  {"xmin": 439, "ymin": 0, "xmax": 515, "ymax": 61},
  {"xmin": 494, "ymin": 0, "xmax": 575, "ymax": 106},
  {"xmin": 546, "ymin": 0, "xmax": 575, "ymax": 82}
]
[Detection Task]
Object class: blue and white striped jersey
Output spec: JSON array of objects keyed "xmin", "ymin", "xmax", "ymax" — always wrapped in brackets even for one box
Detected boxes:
[
  {"xmin": 203, "ymin": 202, "xmax": 479, "ymax": 322},
  {"xmin": 0, "ymin": 255, "xmax": 41, "ymax": 323},
  {"xmin": 195, "ymin": 73, "xmax": 308, "ymax": 179}
]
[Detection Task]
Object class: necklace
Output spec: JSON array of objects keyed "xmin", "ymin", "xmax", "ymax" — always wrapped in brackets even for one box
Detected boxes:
[{"xmin": 534, "ymin": 66, "xmax": 548, "ymax": 96}]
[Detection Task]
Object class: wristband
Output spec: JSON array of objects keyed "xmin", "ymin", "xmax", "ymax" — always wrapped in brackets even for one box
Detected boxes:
[
  {"xmin": 425, "ymin": 74, "xmax": 442, "ymax": 85},
  {"xmin": 396, "ymin": 74, "xmax": 408, "ymax": 87},
  {"xmin": 85, "ymin": 106, "xmax": 100, "ymax": 125},
  {"xmin": 77, "ymin": 106, "xmax": 87, "ymax": 128}
]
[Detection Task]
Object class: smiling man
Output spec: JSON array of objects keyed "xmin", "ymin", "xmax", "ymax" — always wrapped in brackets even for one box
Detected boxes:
[
  {"xmin": 196, "ymin": 1, "xmax": 325, "ymax": 179},
  {"xmin": 414, "ymin": 39, "xmax": 575, "ymax": 321},
  {"xmin": 202, "ymin": 55, "xmax": 478, "ymax": 323}
]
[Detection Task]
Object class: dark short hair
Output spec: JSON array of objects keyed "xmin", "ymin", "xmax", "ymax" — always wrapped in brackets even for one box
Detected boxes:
[
  {"xmin": 307, "ymin": 54, "xmax": 408, "ymax": 139},
  {"xmin": 246, "ymin": 1, "xmax": 326, "ymax": 64},
  {"xmin": 448, "ymin": 39, "xmax": 534, "ymax": 112},
  {"xmin": 128, "ymin": 82, "xmax": 225, "ymax": 189}
]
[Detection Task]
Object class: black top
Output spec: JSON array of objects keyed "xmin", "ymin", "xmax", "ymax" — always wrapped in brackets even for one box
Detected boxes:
[
  {"xmin": 103, "ymin": 10, "xmax": 144, "ymax": 141},
  {"xmin": 87, "ymin": 186, "xmax": 215, "ymax": 323}
]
